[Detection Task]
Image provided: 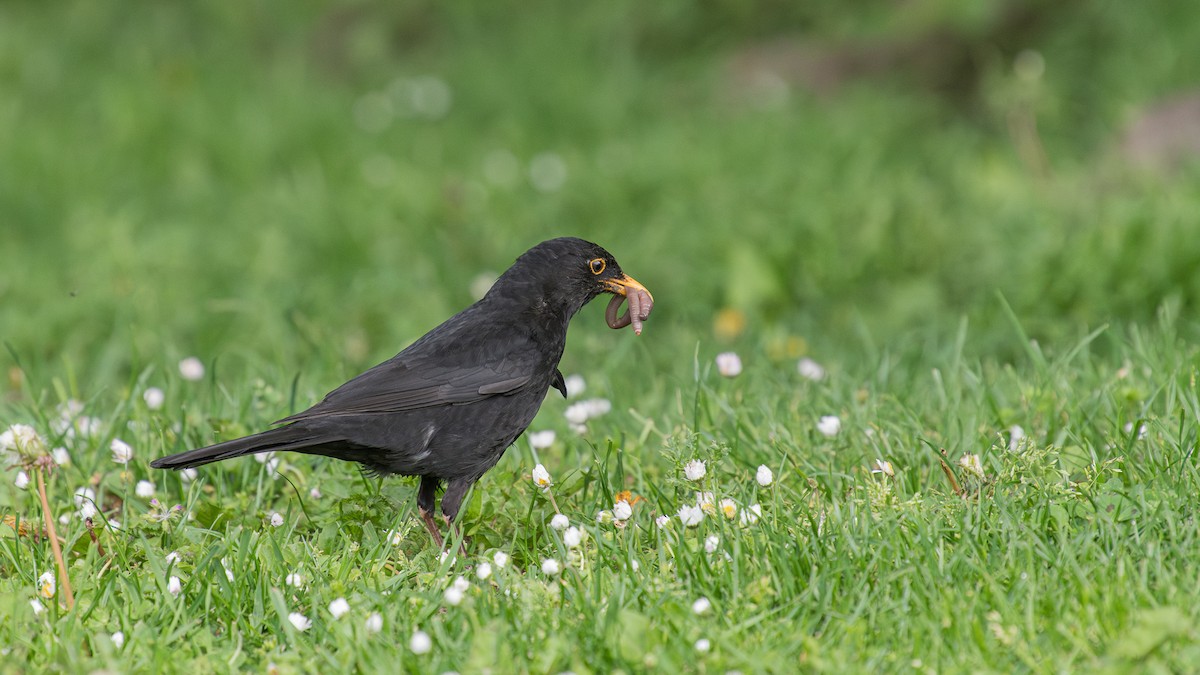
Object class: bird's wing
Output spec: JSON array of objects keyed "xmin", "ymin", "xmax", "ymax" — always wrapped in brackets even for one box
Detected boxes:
[{"xmin": 275, "ymin": 358, "xmax": 534, "ymax": 423}]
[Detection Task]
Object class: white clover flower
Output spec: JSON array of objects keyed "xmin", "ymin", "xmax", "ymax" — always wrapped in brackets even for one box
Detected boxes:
[
  {"xmin": 550, "ymin": 514, "xmax": 570, "ymax": 530},
  {"xmin": 563, "ymin": 526, "xmax": 582, "ymax": 549},
  {"xmin": 959, "ymin": 454, "xmax": 984, "ymax": 477},
  {"xmin": 30, "ymin": 599, "xmax": 45, "ymax": 615},
  {"xmin": 328, "ymin": 597, "xmax": 350, "ymax": 619},
  {"xmin": 179, "ymin": 357, "xmax": 205, "ymax": 381},
  {"xmin": 309, "ymin": 487, "xmax": 322, "ymax": 499},
  {"xmin": 167, "ymin": 576, "xmax": 182, "ymax": 597},
  {"xmin": 797, "ymin": 357, "xmax": 826, "ymax": 381},
  {"xmin": 541, "ymin": 558, "xmax": 561, "ymax": 576},
  {"xmin": 695, "ymin": 638, "xmax": 712, "ymax": 653},
  {"xmin": 756, "ymin": 465, "xmax": 774, "ymax": 487},
  {"xmin": 740, "ymin": 503, "xmax": 762, "ymax": 526},
  {"xmin": 70, "ymin": 486, "xmax": 92, "ymax": 508},
  {"xmin": 718, "ymin": 499, "xmax": 737, "ymax": 520},
  {"xmin": 269, "ymin": 512, "xmax": 284, "ymax": 527},
  {"xmin": 655, "ymin": 515, "xmax": 670, "ymax": 528},
  {"xmin": 715, "ymin": 352, "xmax": 742, "ymax": 378},
  {"xmin": 492, "ymin": 551, "xmax": 509, "ymax": 568},
  {"xmin": 14, "ymin": 471, "xmax": 29, "ymax": 490},
  {"xmin": 443, "ymin": 585, "xmax": 465, "ymax": 606},
  {"xmin": 1009, "ymin": 425, "xmax": 1025, "ymax": 451},
  {"xmin": 871, "ymin": 459, "xmax": 894, "ymax": 477},
  {"xmin": 78, "ymin": 501, "xmax": 98, "ymax": 520},
  {"xmin": 528, "ymin": 430, "xmax": 556, "ymax": 450},
  {"xmin": 111, "ymin": 631, "xmax": 125, "ymax": 649},
  {"xmin": 678, "ymin": 504, "xmax": 704, "ymax": 527},
  {"xmin": 135, "ymin": 480, "xmax": 155, "ymax": 498},
  {"xmin": 563, "ymin": 374, "xmax": 586, "ymax": 397},
  {"xmin": 476, "ymin": 562, "xmax": 493, "ymax": 580},
  {"xmin": 365, "ymin": 612, "xmax": 383, "ymax": 633},
  {"xmin": 564, "ymin": 403, "xmax": 590, "ymax": 426},
  {"xmin": 817, "ymin": 415, "xmax": 842, "ymax": 437},
  {"xmin": 704, "ymin": 535, "xmax": 720, "ymax": 553},
  {"xmin": 452, "ymin": 576, "xmax": 470, "ymax": 593},
  {"xmin": 410, "ymin": 629, "xmax": 433, "ymax": 654},
  {"xmin": 612, "ymin": 500, "xmax": 632, "ymax": 521},
  {"xmin": 143, "ymin": 387, "xmax": 165, "ymax": 410},
  {"xmin": 581, "ymin": 398, "xmax": 612, "ymax": 418},
  {"xmin": 684, "ymin": 459, "xmax": 707, "ymax": 481},
  {"xmin": 288, "ymin": 612, "xmax": 312, "ymax": 631},
  {"xmin": 110, "ymin": 438, "xmax": 133, "ymax": 464},
  {"xmin": 531, "ymin": 464, "xmax": 553, "ymax": 490},
  {"xmin": 285, "ymin": 572, "xmax": 304, "ymax": 588},
  {"xmin": 165, "ymin": 551, "xmax": 181, "ymax": 566},
  {"xmin": 51, "ymin": 447, "xmax": 70, "ymax": 466},
  {"xmin": 692, "ymin": 597, "xmax": 712, "ymax": 615},
  {"xmin": 37, "ymin": 572, "xmax": 55, "ymax": 599},
  {"xmin": 181, "ymin": 468, "xmax": 198, "ymax": 482}
]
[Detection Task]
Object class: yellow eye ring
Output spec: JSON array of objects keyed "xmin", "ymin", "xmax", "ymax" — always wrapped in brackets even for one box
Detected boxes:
[{"xmin": 589, "ymin": 258, "xmax": 606, "ymax": 275}]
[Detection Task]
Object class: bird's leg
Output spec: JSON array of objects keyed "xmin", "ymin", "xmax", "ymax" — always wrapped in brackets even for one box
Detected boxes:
[
  {"xmin": 417, "ymin": 476, "xmax": 445, "ymax": 548},
  {"xmin": 441, "ymin": 478, "xmax": 473, "ymax": 558}
]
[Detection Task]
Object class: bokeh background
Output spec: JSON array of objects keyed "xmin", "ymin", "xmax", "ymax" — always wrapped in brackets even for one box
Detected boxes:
[{"xmin": 4, "ymin": 0, "xmax": 1200, "ymax": 394}]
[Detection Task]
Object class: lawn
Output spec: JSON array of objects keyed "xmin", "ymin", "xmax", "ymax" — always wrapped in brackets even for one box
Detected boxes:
[{"xmin": 3, "ymin": 2, "xmax": 1200, "ymax": 672}]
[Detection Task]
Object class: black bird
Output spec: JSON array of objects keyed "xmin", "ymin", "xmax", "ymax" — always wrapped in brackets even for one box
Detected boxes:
[{"xmin": 151, "ymin": 237, "xmax": 653, "ymax": 550}]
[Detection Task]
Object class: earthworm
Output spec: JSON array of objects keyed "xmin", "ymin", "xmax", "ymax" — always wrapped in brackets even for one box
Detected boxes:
[{"xmin": 605, "ymin": 287, "xmax": 654, "ymax": 335}]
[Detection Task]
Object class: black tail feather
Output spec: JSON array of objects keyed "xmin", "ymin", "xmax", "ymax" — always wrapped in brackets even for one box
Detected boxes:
[{"xmin": 149, "ymin": 425, "xmax": 322, "ymax": 470}]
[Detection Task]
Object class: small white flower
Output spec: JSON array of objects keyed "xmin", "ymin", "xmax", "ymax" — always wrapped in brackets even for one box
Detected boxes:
[
  {"xmin": 531, "ymin": 464, "xmax": 553, "ymax": 490},
  {"xmin": 110, "ymin": 438, "xmax": 133, "ymax": 464},
  {"xmin": 143, "ymin": 387, "xmax": 165, "ymax": 410},
  {"xmin": 740, "ymin": 503, "xmax": 762, "ymax": 526},
  {"xmin": 655, "ymin": 515, "xmax": 670, "ymax": 528},
  {"xmin": 756, "ymin": 465, "xmax": 774, "ymax": 487},
  {"xmin": 564, "ymin": 403, "xmax": 590, "ymax": 426},
  {"xmin": 1008, "ymin": 425, "xmax": 1025, "ymax": 451},
  {"xmin": 14, "ymin": 471, "xmax": 29, "ymax": 490},
  {"xmin": 476, "ymin": 562, "xmax": 493, "ymax": 580},
  {"xmin": 51, "ymin": 447, "xmax": 70, "ymax": 465},
  {"xmin": 409, "ymin": 629, "xmax": 433, "ymax": 654},
  {"xmin": 959, "ymin": 454, "xmax": 984, "ymax": 477},
  {"xmin": 563, "ymin": 526, "xmax": 582, "ymax": 548},
  {"xmin": 135, "ymin": 480, "xmax": 155, "ymax": 498},
  {"xmin": 443, "ymin": 585, "xmax": 465, "ymax": 606},
  {"xmin": 167, "ymin": 576, "xmax": 182, "ymax": 597},
  {"xmin": 612, "ymin": 500, "xmax": 632, "ymax": 521},
  {"xmin": 438, "ymin": 551, "xmax": 455, "ymax": 565},
  {"xmin": 871, "ymin": 459, "xmax": 895, "ymax": 477},
  {"xmin": 288, "ymin": 612, "xmax": 311, "ymax": 631},
  {"xmin": 1, "ymin": 424, "xmax": 43, "ymax": 453},
  {"xmin": 704, "ymin": 535, "xmax": 720, "ymax": 553},
  {"xmin": 270, "ymin": 512, "xmax": 284, "ymax": 527},
  {"xmin": 181, "ymin": 468, "xmax": 198, "ymax": 482},
  {"xmin": 695, "ymin": 638, "xmax": 712, "ymax": 653},
  {"xmin": 817, "ymin": 415, "xmax": 842, "ymax": 437},
  {"xmin": 541, "ymin": 558, "xmax": 561, "ymax": 576},
  {"xmin": 111, "ymin": 631, "xmax": 125, "ymax": 649},
  {"xmin": 179, "ymin": 357, "xmax": 205, "ymax": 381},
  {"xmin": 550, "ymin": 513, "xmax": 570, "ymax": 530},
  {"xmin": 718, "ymin": 499, "xmax": 737, "ymax": 520},
  {"xmin": 37, "ymin": 571, "xmax": 55, "ymax": 599},
  {"xmin": 582, "ymin": 398, "xmax": 612, "ymax": 418},
  {"xmin": 630, "ymin": 560, "xmax": 640, "ymax": 572},
  {"xmin": 695, "ymin": 491, "xmax": 716, "ymax": 514},
  {"xmin": 692, "ymin": 597, "xmax": 712, "ymax": 615},
  {"xmin": 108, "ymin": 519, "xmax": 121, "ymax": 530},
  {"xmin": 73, "ymin": 486, "xmax": 95, "ymax": 509},
  {"xmin": 528, "ymin": 430, "xmax": 556, "ymax": 449},
  {"xmin": 309, "ymin": 487, "xmax": 322, "ymax": 499},
  {"xmin": 386, "ymin": 529, "xmax": 403, "ymax": 546},
  {"xmin": 492, "ymin": 551, "xmax": 509, "ymax": 568},
  {"xmin": 58, "ymin": 514, "xmax": 69, "ymax": 525},
  {"xmin": 715, "ymin": 352, "xmax": 743, "ymax": 377},
  {"xmin": 563, "ymin": 374, "xmax": 586, "ymax": 397},
  {"xmin": 1124, "ymin": 422, "xmax": 1148, "ymax": 440},
  {"xmin": 365, "ymin": 612, "xmax": 383, "ymax": 633},
  {"xmin": 285, "ymin": 572, "xmax": 304, "ymax": 588},
  {"xmin": 165, "ymin": 551, "xmax": 181, "ymax": 566},
  {"xmin": 255, "ymin": 451, "xmax": 275, "ymax": 464},
  {"xmin": 595, "ymin": 510, "xmax": 613, "ymax": 524},
  {"xmin": 797, "ymin": 357, "xmax": 826, "ymax": 381},
  {"xmin": 221, "ymin": 558, "xmax": 235, "ymax": 582},
  {"xmin": 328, "ymin": 597, "xmax": 350, "ymax": 619},
  {"xmin": 684, "ymin": 459, "xmax": 707, "ymax": 481},
  {"xmin": 678, "ymin": 504, "xmax": 705, "ymax": 527},
  {"xmin": 78, "ymin": 501, "xmax": 98, "ymax": 520},
  {"xmin": 452, "ymin": 576, "xmax": 470, "ymax": 593},
  {"xmin": 30, "ymin": 599, "xmax": 45, "ymax": 615}
]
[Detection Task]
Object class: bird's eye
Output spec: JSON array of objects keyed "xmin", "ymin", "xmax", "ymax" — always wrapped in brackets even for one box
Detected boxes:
[{"xmin": 589, "ymin": 258, "xmax": 606, "ymax": 275}]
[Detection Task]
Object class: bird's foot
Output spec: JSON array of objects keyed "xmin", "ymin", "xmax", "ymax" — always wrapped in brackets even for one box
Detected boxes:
[
  {"xmin": 419, "ymin": 506, "xmax": 445, "ymax": 548},
  {"xmin": 442, "ymin": 514, "xmax": 470, "ymax": 558}
]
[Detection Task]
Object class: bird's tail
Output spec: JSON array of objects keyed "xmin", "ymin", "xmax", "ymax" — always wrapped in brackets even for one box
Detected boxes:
[{"xmin": 150, "ymin": 425, "xmax": 322, "ymax": 470}]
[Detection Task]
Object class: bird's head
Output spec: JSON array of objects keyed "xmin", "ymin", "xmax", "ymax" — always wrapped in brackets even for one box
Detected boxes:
[{"xmin": 491, "ymin": 237, "xmax": 653, "ymax": 328}]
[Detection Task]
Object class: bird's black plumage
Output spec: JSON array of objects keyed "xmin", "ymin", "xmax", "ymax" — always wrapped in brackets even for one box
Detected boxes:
[{"xmin": 150, "ymin": 237, "xmax": 652, "ymax": 549}]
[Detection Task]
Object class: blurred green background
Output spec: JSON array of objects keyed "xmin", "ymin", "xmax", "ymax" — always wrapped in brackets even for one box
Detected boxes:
[{"xmin": 3, "ymin": 0, "xmax": 1200, "ymax": 396}]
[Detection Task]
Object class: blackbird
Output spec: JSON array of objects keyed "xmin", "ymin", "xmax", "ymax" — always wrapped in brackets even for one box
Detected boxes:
[{"xmin": 150, "ymin": 237, "xmax": 653, "ymax": 550}]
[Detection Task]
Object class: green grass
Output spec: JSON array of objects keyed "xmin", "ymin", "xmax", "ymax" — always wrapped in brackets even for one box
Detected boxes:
[{"xmin": 4, "ymin": 2, "xmax": 1200, "ymax": 672}]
